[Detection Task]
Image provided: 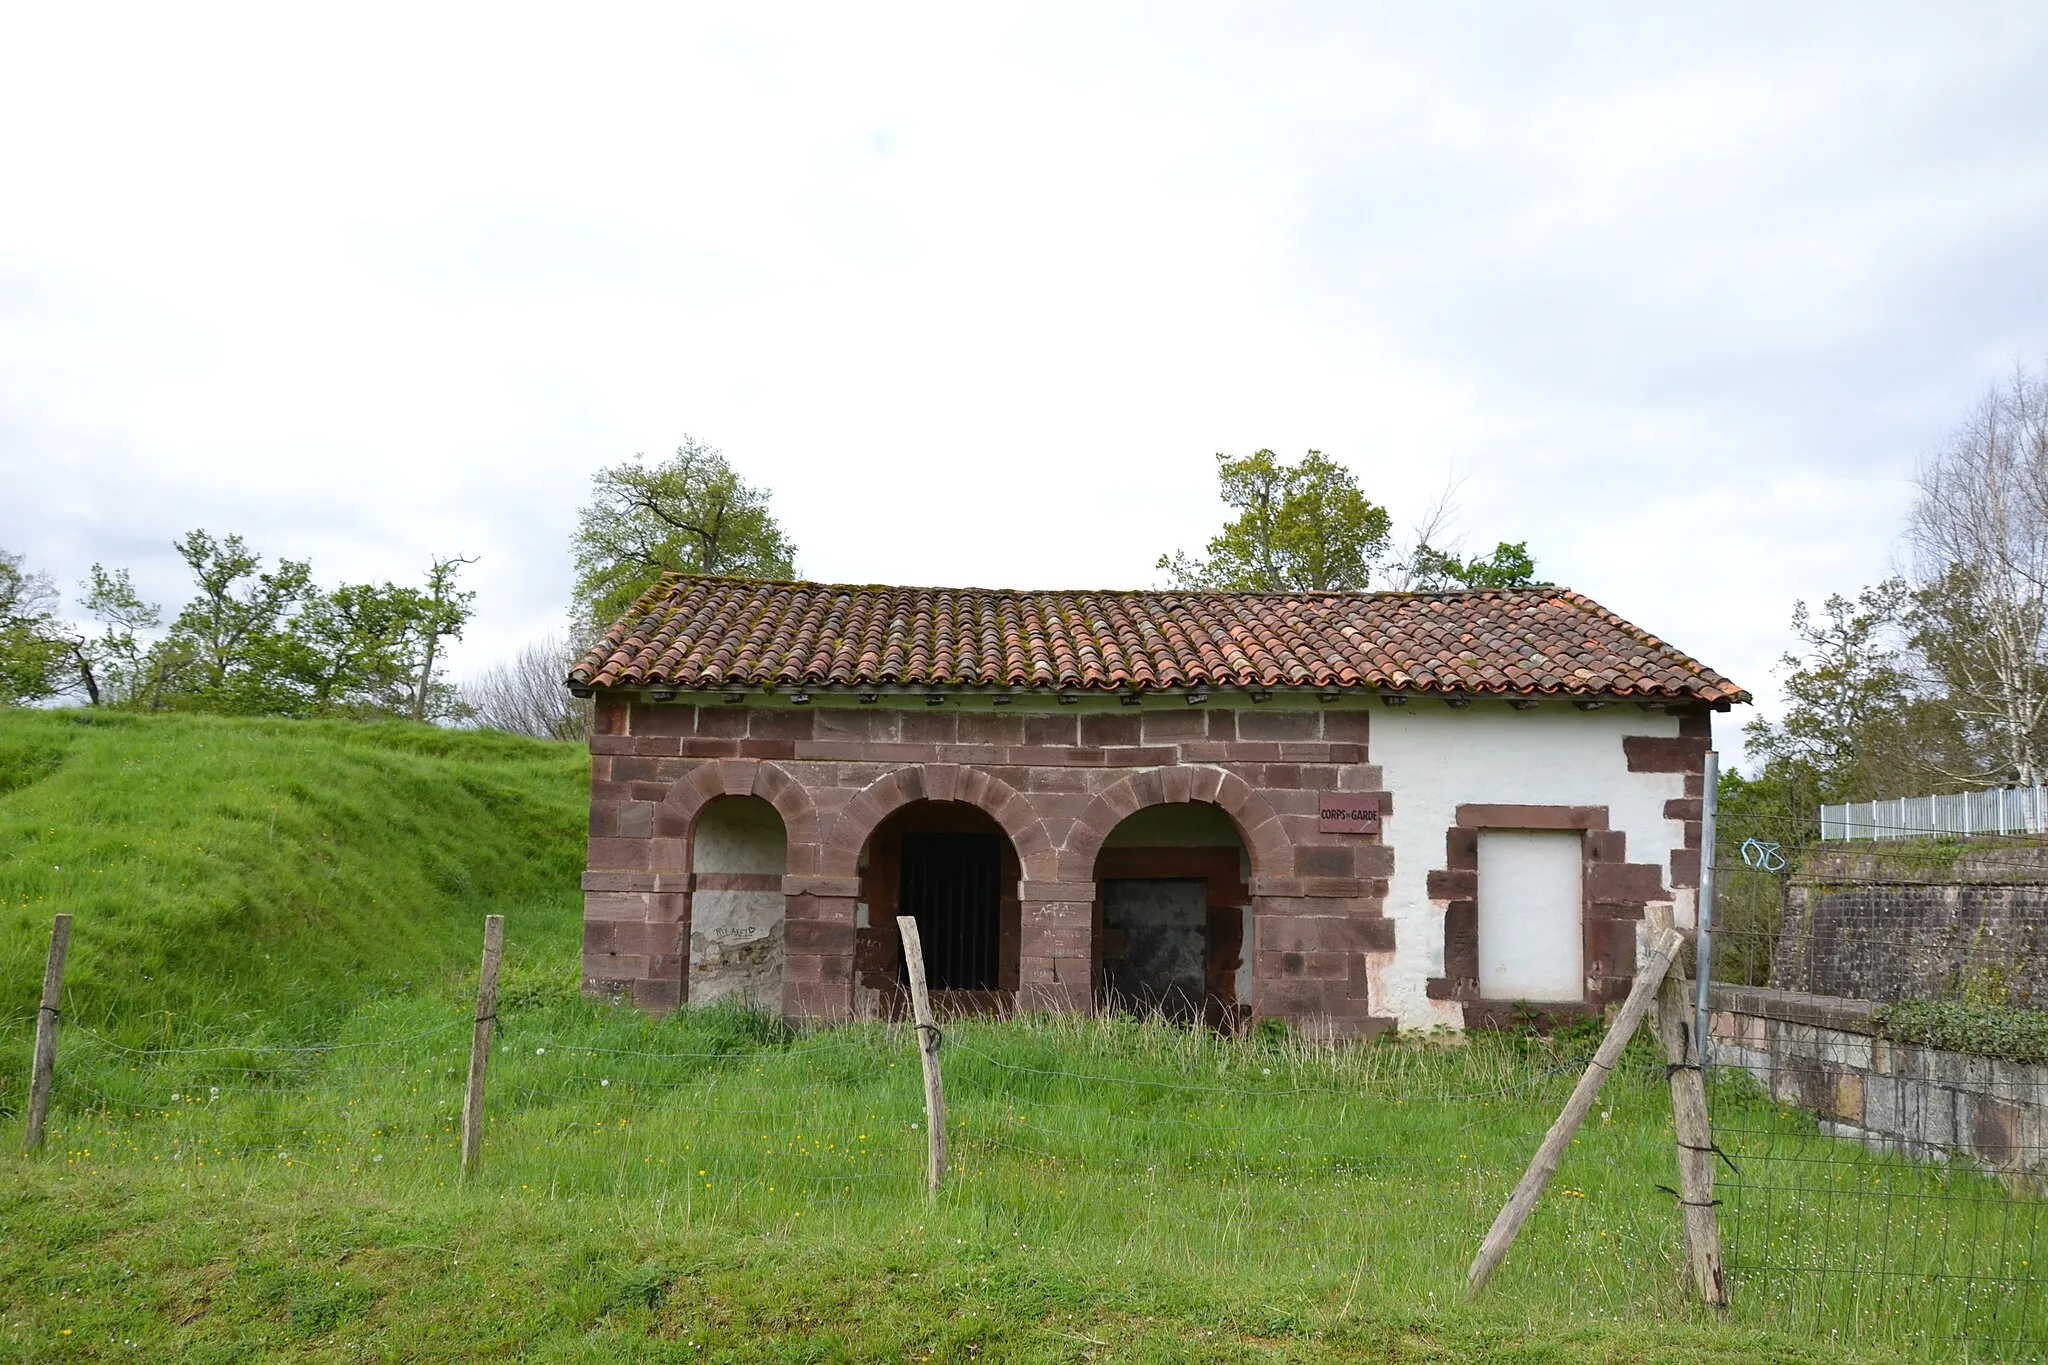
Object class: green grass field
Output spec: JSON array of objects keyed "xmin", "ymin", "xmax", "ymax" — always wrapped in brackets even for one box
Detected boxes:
[{"xmin": 0, "ymin": 709, "xmax": 2040, "ymax": 1361}]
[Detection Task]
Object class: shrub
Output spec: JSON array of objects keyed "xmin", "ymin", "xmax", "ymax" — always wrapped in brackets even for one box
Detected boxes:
[{"xmin": 1870, "ymin": 998, "xmax": 2048, "ymax": 1065}]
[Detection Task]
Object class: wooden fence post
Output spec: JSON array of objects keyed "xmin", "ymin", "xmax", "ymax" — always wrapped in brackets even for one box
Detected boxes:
[
  {"xmin": 1655, "ymin": 960, "xmax": 1729, "ymax": 1308},
  {"xmin": 24, "ymin": 914, "xmax": 72, "ymax": 1154},
  {"xmin": 459, "ymin": 914, "xmax": 505, "ymax": 1182},
  {"xmin": 895, "ymin": 916, "xmax": 948, "ymax": 1195},
  {"xmin": 1466, "ymin": 923, "xmax": 1684, "ymax": 1300}
]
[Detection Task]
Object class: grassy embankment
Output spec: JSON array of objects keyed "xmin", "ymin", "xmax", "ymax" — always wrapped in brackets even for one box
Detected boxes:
[{"xmin": 0, "ymin": 708, "xmax": 2034, "ymax": 1361}]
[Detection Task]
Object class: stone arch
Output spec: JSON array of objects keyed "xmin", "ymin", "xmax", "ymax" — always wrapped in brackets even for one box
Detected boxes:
[
  {"xmin": 821, "ymin": 764, "xmax": 1051, "ymax": 879},
  {"xmin": 658, "ymin": 758, "xmax": 822, "ymax": 874},
  {"xmin": 1058, "ymin": 765, "xmax": 1287, "ymax": 884}
]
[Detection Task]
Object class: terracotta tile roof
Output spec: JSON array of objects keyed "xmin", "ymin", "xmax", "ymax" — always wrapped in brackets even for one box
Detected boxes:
[{"xmin": 570, "ymin": 576, "xmax": 1749, "ymax": 703}]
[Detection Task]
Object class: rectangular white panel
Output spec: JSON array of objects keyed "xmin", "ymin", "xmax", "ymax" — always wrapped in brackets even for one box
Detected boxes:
[{"xmin": 1476, "ymin": 830, "xmax": 1583, "ymax": 1002}]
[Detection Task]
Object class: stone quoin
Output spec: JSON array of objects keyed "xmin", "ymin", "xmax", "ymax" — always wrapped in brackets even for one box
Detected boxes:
[{"xmin": 569, "ymin": 577, "xmax": 1747, "ymax": 1034}]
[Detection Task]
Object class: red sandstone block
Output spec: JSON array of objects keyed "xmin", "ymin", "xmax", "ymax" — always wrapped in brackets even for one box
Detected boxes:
[
  {"xmin": 1222, "ymin": 742, "xmax": 1283, "ymax": 762},
  {"xmin": 1279, "ymin": 742, "xmax": 1341, "ymax": 763},
  {"xmin": 1664, "ymin": 797, "xmax": 1703, "ymax": 821},
  {"xmin": 1080, "ymin": 713, "xmax": 1141, "ymax": 747},
  {"xmin": 733, "ymin": 740, "xmax": 797, "ymax": 759},
  {"xmin": 786, "ymin": 892, "xmax": 857, "ymax": 923},
  {"xmin": 633, "ymin": 979, "xmax": 682, "ymax": 1013},
  {"xmin": 957, "ymin": 713, "xmax": 1026, "ymax": 746},
  {"xmin": 1018, "ymin": 881, "xmax": 1095, "ymax": 902},
  {"xmin": 1031, "ymin": 791, "xmax": 1092, "ymax": 822},
  {"xmin": 1023, "ymin": 714, "xmax": 1079, "ymax": 746},
  {"xmin": 1205, "ymin": 709, "xmax": 1238, "ymax": 740},
  {"xmin": 1427, "ymin": 868, "xmax": 1477, "ymax": 900},
  {"xmin": 815, "ymin": 708, "xmax": 900, "ymax": 742},
  {"xmin": 1256, "ymin": 977, "xmax": 1354, "ymax": 1015},
  {"xmin": 1588, "ymin": 862, "xmax": 1668, "ymax": 900},
  {"xmin": 676, "ymin": 738, "xmax": 742, "ymax": 758},
  {"xmin": 1587, "ymin": 830, "xmax": 1628, "ymax": 861},
  {"xmin": 784, "ymin": 982, "xmax": 853, "ymax": 1021},
  {"xmin": 1140, "ymin": 711, "xmax": 1206, "ymax": 741},
  {"xmin": 649, "ymin": 837, "xmax": 688, "ymax": 869},
  {"xmin": 1671, "ymin": 848, "xmax": 1701, "ymax": 889},
  {"xmin": 617, "ymin": 803, "xmax": 654, "ymax": 839},
  {"xmin": 1297, "ymin": 876, "xmax": 1374, "ymax": 898},
  {"xmin": 1322, "ymin": 710, "xmax": 1371, "ymax": 743},
  {"xmin": 1016, "ymin": 764, "xmax": 1092, "ymax": 793},
  {"xmin": 694, "ymin": 706, "xmax": 748, "ymax": 738},
  {"xmin": 631, "ymin": 703, "xmax": 698, "ymax": 736},
  {"xmin": 1261, "ymin": 786, "xmax": 1319, "ymax": 817},
  {"xmin": 747, "ymin": 708, "xmax": 817, "ymax": 741},
  {"xmin": 1017, "ymin": 980, "xmax": 1092, "ymax": 1013},
  {"xmin": 587, "ymin": 838, "xmax": 651, "ymax": 870},
  {"xmin": 898, "ymin": 711, "xmax": 957, "ymax": 744},
  {"xmin": 583, "ymin": 892, "xmax": 648, "ymax": 922},
  {"xmin": 596, "ymin": 695, "xmax": 628, "ymax": 734},
  {"xmin": 1352, "ymin": 843, "xmax": 1393, "ymax": 878},
  {"xmin": 782, "ymin": 951, "xmax": 852, "ymax": 985},
  {"xmin": 786, "ymin": 919, "xmax": 857, "ymax": 952},
  {"xmin": 591, "ymin": 734, "xmax": 635, "ymax": 755},
  {"xmin": 1239, "ymin": 710, "xmax": 1318, "ymax": 741},
  {"xmin": 1187, "ymin": 767, "xmax": 1225, "ymax": 803},
  {"xmin": 785, "ymin": 874, "xmax": 861, "ymax": 898},
  {"xmin": 592, "ymin": 951, "xmax": 651, "ymax": 979},
  {"xmin": 1022, "ymin": 927, "xmax": 1092, "ymax": 957},
  {"xmin": 1322, "ymin": 743, "xmax": 1366, "ymax": 765},
  {"xmin": 1624, "ymin": 735, "xmax": 1707, "ymax": 773},
  {"xmin": 1295, "ymin": 844, "xmax": 1354, "ymax": 878},
  {"xmin": 1258, "ymin": 948, "xmax": 1351, "ymax": 980}
]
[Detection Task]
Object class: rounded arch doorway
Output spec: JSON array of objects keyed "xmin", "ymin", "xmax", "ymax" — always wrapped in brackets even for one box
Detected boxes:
[{"xmin": 854, "ymin": 799, "xmax": 1022, "ymax": 1016}]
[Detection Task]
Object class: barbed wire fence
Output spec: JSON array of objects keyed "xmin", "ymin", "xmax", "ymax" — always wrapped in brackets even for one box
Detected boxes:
[{"xmin": 1704, "ymin": 796, "xmax": 2048, "ymax": 1360}]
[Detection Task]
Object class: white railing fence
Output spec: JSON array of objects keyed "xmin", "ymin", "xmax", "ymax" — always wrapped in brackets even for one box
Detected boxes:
[{"xmin": 1818, "ymin": 785, "xmax": 2048, "ymax": 841}]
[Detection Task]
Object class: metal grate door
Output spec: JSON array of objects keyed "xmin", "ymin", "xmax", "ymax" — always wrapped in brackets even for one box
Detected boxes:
[{"xmin": 899, "ymin": 832, "xmax": 1002, "ymax": 991}]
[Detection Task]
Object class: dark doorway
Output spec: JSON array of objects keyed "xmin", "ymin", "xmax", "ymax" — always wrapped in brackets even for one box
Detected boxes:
[
  {"xmin": 899, "ymin": 831, "xmax": 1003, "ymax": 991},
  {"xmin": 1102, "ymin": 877, "xmax": 1210, "ymax": 1019}
]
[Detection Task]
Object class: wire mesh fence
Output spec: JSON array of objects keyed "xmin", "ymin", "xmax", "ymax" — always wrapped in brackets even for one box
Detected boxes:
[{"xmin": 1705, "ymin": 803, "xmax": 2048, "ymax": 1360}]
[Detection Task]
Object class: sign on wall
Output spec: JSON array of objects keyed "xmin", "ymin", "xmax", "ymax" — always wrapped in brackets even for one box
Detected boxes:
[{"xmin": 1318, "ymin": 794, "xmax": 1381, "ymax": 834}]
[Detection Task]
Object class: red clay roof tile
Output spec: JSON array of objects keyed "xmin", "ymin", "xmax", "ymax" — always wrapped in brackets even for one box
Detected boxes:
[{"xmin": 570, "ymin": 576, "xmax": 1749, "ymax": 703}]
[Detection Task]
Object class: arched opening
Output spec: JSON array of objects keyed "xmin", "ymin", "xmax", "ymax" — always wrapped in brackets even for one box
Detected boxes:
[
  {"xmin": 689, "ymin": 795, "xmax": 788, "ymax": 1009},
  {"xmin": 1093, "ymin": 802, "xmax": 1252, "ymax": 1028},
  {"xmin": 855, "ymin": 800, "xmax": 1022, "ymax": 1016}
]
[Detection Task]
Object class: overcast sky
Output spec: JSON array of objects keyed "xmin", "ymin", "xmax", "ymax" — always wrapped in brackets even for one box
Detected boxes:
[{"xmin": 5, "ymin": 4, "xmax": 2046, "ymax": 763}]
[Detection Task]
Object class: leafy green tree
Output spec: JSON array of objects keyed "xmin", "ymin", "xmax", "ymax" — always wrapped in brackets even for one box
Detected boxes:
[
  {"xmin": 0, "ymin": 548, "xmax": 66, "ymax": 704},
  {"xmin": 64, "ymin": 565, "xmax": 166, "ymax": 707},
  {"xmin": 573, "ymin": 438, "xmax": 798, "ymax": 627},
  {"xmin": 1405, "ymin": 540, "xmax": 1538, "ymax": 590},
  {"xmin": 158, "ymin": 530, "xmax": 313, "ymax": 714},
  {"xmin": 401, "ymin": 555, "xmax": 476, "ymax": 723},
  {"xmin": 1158, "ymin": 449, "xmax": 1392, "ymax": 591}
]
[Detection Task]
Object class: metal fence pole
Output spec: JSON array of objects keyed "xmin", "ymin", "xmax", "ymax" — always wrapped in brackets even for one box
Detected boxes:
[{"xmin": 1693, "ymin": 750, "xmax": 1720, "ymax": 1064}]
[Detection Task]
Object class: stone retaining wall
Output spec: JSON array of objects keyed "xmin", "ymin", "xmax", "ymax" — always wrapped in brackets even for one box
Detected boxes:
[
  {"xmin": 1777, "ymin": 843, "xmax": 2048, "ymax": 1006},
  {"xmin": 1710, "ymin": 984, "xmax": 2048, "ymax": 1190}
]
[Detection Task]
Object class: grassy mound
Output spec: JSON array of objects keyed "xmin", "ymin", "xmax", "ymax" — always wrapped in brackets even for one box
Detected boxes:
[{"xmin": 0, "ymin": 708, "xmax": 585, "ymax": 1060}]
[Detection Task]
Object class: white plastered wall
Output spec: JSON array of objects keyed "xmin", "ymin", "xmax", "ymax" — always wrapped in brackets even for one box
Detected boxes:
[
  {"xmin": 690, "ymin": 796, "xmax": 787, "ymax": 1011},
  {"xmin": 1370, "ymin": 704, "xmax": 1696, "ymax": 1030}
]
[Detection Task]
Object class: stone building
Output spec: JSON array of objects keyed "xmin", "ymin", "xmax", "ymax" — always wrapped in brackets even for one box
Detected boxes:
[{"xmin": 570, "ymin": 577, "xmax": 1745, "ymax": 1033}]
